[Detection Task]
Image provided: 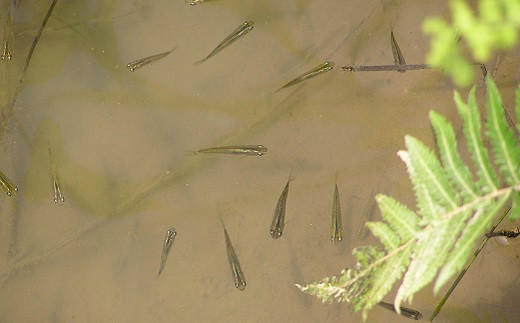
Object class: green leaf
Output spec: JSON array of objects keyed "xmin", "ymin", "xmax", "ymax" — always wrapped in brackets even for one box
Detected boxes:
[
  {"xmin": 394, "ymin": 207, "xmax": 470, "ymax": 308},
  {"xmin": 430, "ymin": 110, "xmax": 479, "ymax": 203},
  {"xmin": 365, "ymin": 222, "xmax": 400, "ymax": 251},
  {"xmin": 510, "ymin": 190, "xmax": 520, "ymax": 220},
  {"xmin": 359, "ymin": 244, "xmax": 413, "ymax": 320},
  {"xmin": 353, "ymin": 245, "xmax": 384, "ymax": 268},
  {"xmin": 454, "ymin": 88, "xmax": 499, "ymax": 193},
  {"xmin": 485, "ymin": 77, "xmax": 520, "ymax": 186},
  {"xmin": 297, "ymin": 77, "xmax": 520, "ymax": 321},
  {"xmin": 516, "ymin": 83, "xmax": 520, "ymax": 140},
  {"xmin": 435, "ymin": 192, "xmax": 511, "ymax": 290},
  {"xmin": 376, "ymin": 194, "xmax": 420, "ymax": 241},
  {"xmin": 405, "ymin": 135, "xmax": 460, "ymax": 212}
]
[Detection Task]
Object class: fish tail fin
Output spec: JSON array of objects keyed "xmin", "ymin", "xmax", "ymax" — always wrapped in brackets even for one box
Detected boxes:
[
  {"xmin": 183, "ymin": 149, "xmax": 198, "ymax": 156},
  {"xmin": 193, "ymin": 58, "xmax": 206, "ymax": 66},
  {"xmin": 287, "ymin": 174, "xmax": 295, "ymax": 183}
]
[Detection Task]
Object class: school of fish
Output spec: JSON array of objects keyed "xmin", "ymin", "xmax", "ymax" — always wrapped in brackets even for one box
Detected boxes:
[{"xmin": 0, "ymin": 4, "xmax": 431, "ymax": 320}]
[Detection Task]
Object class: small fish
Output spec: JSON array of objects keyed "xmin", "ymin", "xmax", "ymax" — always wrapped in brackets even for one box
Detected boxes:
[
  {"xmin": 157, "ymin": 227, "xmax": 177, "ymax": 277},
  {"xmin": 191, "ymin": 145, "xmax": 267, "ymax": 156},
  {"xmin": 1, "ymin": 13, "xmax": 13, "ymax": 61},
  {"xmin": 378, "ymin": 301, "xmax": 423, "ymax": 320},
  {"xmin": 276, "ymin": 61, "xmax": 335, "ymax": 92},
  {"xmin": 127, "ymin": 48, "xmax": 176, "ymax": 72},
  {"xmin": 185, "ymin": 0, "xmax": 206, "ymax": 5},
  {"xmin": 48, "ymin": 141, "xmax": 64, "ymax": 205},
  {"xmin": 219, "ymin": 218, "xmax": 246, "ymax": 291},
  {"xmin": 390, "ymin": 31, "xmax": 406, "ymax": 73},
  {"xmin": 195, "ymin": 21, "xmax": 254, "ymax": 64},
  {"xmin": 0, "ymin": 169, "xmax": 17, "ymax": 196},
  {"xmin": 270, "ymin": 177, "xmax": 293, "ymax": 239},
  {"xmin": 330, "ymin": 180, "xmax": 343, "ymax": 244}
]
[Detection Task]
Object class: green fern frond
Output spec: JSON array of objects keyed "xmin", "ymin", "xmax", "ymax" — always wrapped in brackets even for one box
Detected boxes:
[
  {"xmin": 398, "ymin": 151, "xmax": 448, "ymax": 221},
  {"xmin": 454, "ymin": 88, "xmax": 499, "ymax": 193},
  {"xmin": 435, "ymin": 192, "xmax": 511, "ymax": 291},
  {"xmin": 358, "ymin": 244, "xmax": 413, "ymax": 320},
  {"xmin": 485, "ymin": 77, "xmax": 520, "ymax": 186},
  {"xmin": 375, "ymin": 194, "xmax": 420, "ymax": 241},
  {"xmin": 405, "ymin": 135, "xmax": 459, "ymax": 213},
  {"xmin": 365, "ymin": 222, "xmax": 400, "ymax": 251},
  {"xmin": 516, "ymin": 85, "xmax": 520, "ymax": 136},
  {"xmin": 394, "ymin": 208, "xmax": 468, "ymax": 310},
  {"xmin": 297, "ymin": 79, "xmax": 520, "ymax": 321},
  {"xmin": 430, "ymin": 110, "xmax": 479, "ymax": 202}
]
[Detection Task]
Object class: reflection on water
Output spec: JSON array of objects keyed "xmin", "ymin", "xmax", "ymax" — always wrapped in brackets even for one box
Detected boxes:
[{"xmin": 1, "ymin": 0, "xmax": 520, "ymax": 322}]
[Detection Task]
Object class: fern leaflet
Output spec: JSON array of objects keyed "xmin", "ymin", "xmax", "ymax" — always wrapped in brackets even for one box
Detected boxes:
[{"xmin": 297, "ymin": 78, "xmax": 520, "ymax": 321}]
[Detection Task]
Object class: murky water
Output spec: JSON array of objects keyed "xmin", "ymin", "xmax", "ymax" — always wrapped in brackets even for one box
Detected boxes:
[{"xmin": 1, "ymin": 0, "xmax": 520, "ymax": 322}]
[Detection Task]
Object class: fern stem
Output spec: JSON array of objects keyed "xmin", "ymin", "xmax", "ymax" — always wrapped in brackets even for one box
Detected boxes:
[
  {"xmin": 340, "ymin": 239, "xmax": 414, "ymax": 290},
  {"xmin": 442, "ymin": 186, "xmax": 516, "ymax": 220},
  {"xmin": 429, "ymin": 203, "xmax": 512, "ymax": 321}
]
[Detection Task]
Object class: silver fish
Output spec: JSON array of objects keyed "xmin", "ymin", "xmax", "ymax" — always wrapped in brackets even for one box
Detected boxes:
[
  {"xmin": 330, "ymin": 181, "xmax": 343, "ymax": 244},
  {"xmin": 0, "ymin": 169, "xmax": 17, "ymax": 196},
  {"xmin": 157, "ymin": 227, "xmax": 177, "ymax": 277},
  {"xmin": 185, "ymin": 0, "xmax": 207, "ymax": 5},
  {"xmin": 270, "ymin": 177, "xmax": 293, "ymax": 239},
  {"xmin": 220, "ymin": 219, "xmax": 246, "ymax": 291},
  {"xmin": 48, "ymin": 141, "xmax": 64, "ymax": 205},
  {"xmin": 378, "ymin": 301, "xmax": 423, "ymax": 320},
  {"xmin": 193, "ymin": 145, "xmax": 267, "ymax": 156},
  {"xmin": 127, "ymin": 48, "xmax": 176, "ymax": 72},
  {"xmin": 1, "ymin": 13, "xmax": 13, "ymax": 61},
  {"xmin": 195, "ymin": 21, "xmax": 254, "ymax": 64},
  {"xmin": 390, "ymin": 31, "xmax": 406, "ymax": 73},
  {"xmin": 277, "ymin": 61, "xmax": 334, "ymax": 92}
]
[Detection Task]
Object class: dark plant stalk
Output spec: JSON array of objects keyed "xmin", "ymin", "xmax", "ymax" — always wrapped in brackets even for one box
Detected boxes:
[
  {"xmin": 342, "ymin": 62, "xmax": 485, "ymax": 74},
  {"xmin": 429, "ymin": 203, "xmax": 512, "ymax": 321},
  {"xmin": 485, "ymin": 227, "xmax": 520, "ymax": 238},
  {"xmin": 342, "ymin": 64, "xmax": 431, "ymax": 72}
]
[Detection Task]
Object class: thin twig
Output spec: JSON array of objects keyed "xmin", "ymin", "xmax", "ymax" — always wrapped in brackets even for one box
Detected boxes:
[
  {"xmin": 342, "ymin": 64, "xmax": 431, "ymax": 72},
  {"xmin": 0, "ymin": 0, "xmax": 58, "ymax": 134},
  {"xmin": 429, "ymin": 203, "xmax": 512, "ymax": 321},
  {"xmin": 342, "ymin": 62, "xmax": 485, "ymax": 73}
]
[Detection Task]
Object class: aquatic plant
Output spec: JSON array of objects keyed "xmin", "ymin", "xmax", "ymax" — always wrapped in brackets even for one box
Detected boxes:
[
  {"xmin": 296, "ymin": 76, "xmax": 520, "ymax": 320},
  {"xmin": 424, "ymin": 0, "xmax": 520, "ymax": 87}
]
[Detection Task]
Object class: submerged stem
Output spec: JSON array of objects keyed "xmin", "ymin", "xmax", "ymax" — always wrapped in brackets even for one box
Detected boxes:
[
  {"xmin": 429, "ymin": 203, "xmax": 512, "ymax": 321},
  {"xmin": 0, "ymin": 0, "xmax": 58, "ymax": 135}
]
